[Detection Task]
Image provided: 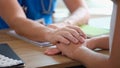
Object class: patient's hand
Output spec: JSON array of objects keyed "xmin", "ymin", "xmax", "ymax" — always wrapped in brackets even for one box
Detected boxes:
[
  {"xmin": 44, "ymin": 42, "xmax": 83, "ymax": 55},
  {"xmin": 56, "ymin": 42, "xmax": 83, "ymax": 59},
  {"xmin": 44, "ymin": 39, "xmax": 97, "ymax": 55},
  {"xmin": 44, "ymin": 46, "xmax": 61, "ymax": 55}
]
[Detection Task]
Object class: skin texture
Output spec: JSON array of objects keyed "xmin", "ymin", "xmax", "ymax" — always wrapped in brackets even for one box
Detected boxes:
[
  {"xmin": 56, "ymin": 42, "xmax": 110, "ymax": 68},
  {"xmin": 0, "ymin": 0, "xmax": 89, "ymax": 45},
  {"xmin": 44, "ymin": 35, "xmax": 109, "ymax": 55},
  {"xmin": 46, "ymin": 1, "xmax": 120, "ymax": 68},
  {"xmin": 48, "ymin": 0, "xmax": 89, "ymax": 28}
]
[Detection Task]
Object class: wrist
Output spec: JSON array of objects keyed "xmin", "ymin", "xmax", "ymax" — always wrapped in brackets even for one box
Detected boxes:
[
  {"xmin": 47, "ymin": 24, "xmax": 59, "ymax": 29},
  {"xmin": 44, "ymin": 28, "xmax": 55, "ymax": 42},
  {"xmin": 63, "ymin": 20, "xmax": 73, "ymax": 26},
  {"xmin": 72, "ymin": 46, "xmax": 87, "ymax": 60}
]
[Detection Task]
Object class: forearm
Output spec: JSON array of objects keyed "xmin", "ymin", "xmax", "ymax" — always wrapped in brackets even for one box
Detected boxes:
[
  {"xmin": 0, "ymin": 0, "xmax": 51, "ymax": 42},
  {"xmin": 63, "ymin": 7, "xmax": 90, "ymax": 26},
  {"xmin": 48, "ymin": 7, "xmax": 89, "ymax": 29},
  {"xmin": 8, "ymin": 17, "xmax": 52, "ymax": 42},
  {"xmin": 63, "ymin": 0, "xmax": 90, "ymax": 26},
  {"xmin": 73, "ymin": 46, "xmax": 109, "ymax": 68}
]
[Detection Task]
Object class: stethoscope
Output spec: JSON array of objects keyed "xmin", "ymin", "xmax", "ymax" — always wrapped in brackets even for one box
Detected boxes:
[
  {"xmin": 23, "ymin": 0, "xmax": 53, "ymax": 14},
  {"xmin": 41, "ymin": 0, "xmax": 53, "ymax": 14}
]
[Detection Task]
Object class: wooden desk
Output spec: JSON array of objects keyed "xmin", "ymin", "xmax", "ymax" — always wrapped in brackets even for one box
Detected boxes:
[
  {"xmin": 0, "ymin": 30, "xmax": 109, "ymax": 68},
  {"xmin": 0, "ymin": 29, "xmax": 82, "ymax": 68}
]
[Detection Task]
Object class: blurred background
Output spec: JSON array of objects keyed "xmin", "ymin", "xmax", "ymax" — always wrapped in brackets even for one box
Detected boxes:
[{"xmin": 54, "ymin": 0, "xmax": 113, "ymax": 29}]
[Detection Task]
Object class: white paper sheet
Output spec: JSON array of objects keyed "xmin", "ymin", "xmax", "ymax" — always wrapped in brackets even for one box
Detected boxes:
[{"xmin": 7, "ymin": 30, "xmax": 53, "ymax": 47}]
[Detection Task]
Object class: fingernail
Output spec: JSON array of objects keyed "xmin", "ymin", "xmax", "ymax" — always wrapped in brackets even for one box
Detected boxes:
[
  {"xmin": 74, "ymin": 39, "xmax": 79, "ymax": 43},
  {"xmin": 47, "ymin": 52, "xmax": 53, "ymax": 55},
  {"xmin": 81, "ymin": 39, "xmax": 85, "ymax": 43},
  {"xmin": 79, "ymin": 36, "xmax": 85, "ymax": 43},
  {"xmin": 66, "ymin": 41, "xmax": 70, "ymax": 45}
]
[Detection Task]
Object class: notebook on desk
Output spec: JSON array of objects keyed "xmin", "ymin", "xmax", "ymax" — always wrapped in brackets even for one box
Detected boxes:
[
  {"xmin": 0, "ymin": 43, "xmax": 24, "ymax": 68},
  {"xmin": 80, "ymin": 25, "xmax": 109, "ymax": 38}
]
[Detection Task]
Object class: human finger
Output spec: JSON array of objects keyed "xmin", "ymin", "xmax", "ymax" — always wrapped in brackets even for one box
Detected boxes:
[
  {"xmin": 56, "ymin": 44, "xmax": 66, "ymax": 52},
  {"xmin": 67, "ymin": 26, "xmax": 87, "ymax": 39},
  {"xmin": 65, "ymin": 28, "xmax": 81, "ymax": 42},
  {"xmin": 78, "ymin": 36, "xmax": 85, "ymax": 43},
  {"xmin": 44, "ymin": 48, "xmax": 61, "ymax": 55},
  {"xmin": 54, "ymin": 35, "xmax": 70, "ymax": 45},
  {"xmin": 61, "ymin": 32, "xmax": 79, "ymax": 44}
]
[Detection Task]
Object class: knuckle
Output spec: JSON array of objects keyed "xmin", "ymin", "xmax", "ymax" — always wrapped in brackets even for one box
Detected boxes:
[{"xmin": 63, "ymin": 32, "xmax": 70, "ymax": 36}]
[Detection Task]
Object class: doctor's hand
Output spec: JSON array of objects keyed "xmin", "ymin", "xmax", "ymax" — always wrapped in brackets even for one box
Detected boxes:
[{"xmin": 46, "ymin": 25, "xmax": 86, "ymax": 45}]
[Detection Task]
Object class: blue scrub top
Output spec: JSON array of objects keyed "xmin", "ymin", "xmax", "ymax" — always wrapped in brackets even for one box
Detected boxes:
[{"xmin": 0, "ymin": 0, "xmax": 57, "ymax": 29}]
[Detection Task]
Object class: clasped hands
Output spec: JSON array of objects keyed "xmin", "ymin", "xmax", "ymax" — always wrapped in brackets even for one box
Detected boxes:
[{"xmin": 44, "ymin": 25, "xmax": 95, "ymax": 58}]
